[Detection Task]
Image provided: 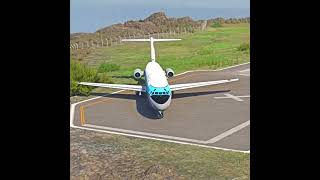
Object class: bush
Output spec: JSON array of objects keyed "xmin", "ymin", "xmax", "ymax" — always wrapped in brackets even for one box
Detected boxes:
[
  {"xmin": 211, "ymin": 22, "xmax": 222, "ymax": 28},
  {"xmin": 98, "ymin": 73, "xmax": 113, "ymax": 83},
  {"xmin": 70, "ymin": 60, "xmax": 100, "ymax": 96},
  {"xmin": 98, "ymin": 63, "xmax": 120, "ymax": 73},
  {"xmin": 237, "ymin": 43, "xmax": 250, "ymax": 51}
]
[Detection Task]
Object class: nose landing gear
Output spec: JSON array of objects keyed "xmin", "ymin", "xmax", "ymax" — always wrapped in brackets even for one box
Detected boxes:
[{"xmin": 158, "ymin": 111, "xmax": 164, "ymax": 118}]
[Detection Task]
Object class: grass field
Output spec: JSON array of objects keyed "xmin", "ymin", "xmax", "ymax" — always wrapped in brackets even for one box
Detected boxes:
[
  {"xmin": 80, "ymin": 23, "xmax": 250, "ymax": 85},
  {"xmin": 71, "ymin": 128, "xmax": 250, "ymax": 179}
]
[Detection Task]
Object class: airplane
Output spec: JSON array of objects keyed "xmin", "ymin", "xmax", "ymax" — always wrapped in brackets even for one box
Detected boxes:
[{"xmin": 79, "ymin": 37, "xmax": 239, "ymax": 118}]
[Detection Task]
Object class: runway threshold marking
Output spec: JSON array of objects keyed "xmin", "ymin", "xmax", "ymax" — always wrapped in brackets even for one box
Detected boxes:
[
  {"xmin": 214, "ymin": 93, "xmax": 250, "ymax": 102},
  {"xmin": 206, "ymin": 120, "xmax": 250, "ymax": 144}
]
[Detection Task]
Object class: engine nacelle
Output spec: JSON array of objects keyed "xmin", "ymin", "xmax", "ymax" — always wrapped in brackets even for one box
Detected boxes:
[
  {"xmin": 133, "ymin": 68, "xmax": 144, "ymax": 79},
  {"xmin": 165, "ymin": 68, "xmax": 174, "ymax": 78}
]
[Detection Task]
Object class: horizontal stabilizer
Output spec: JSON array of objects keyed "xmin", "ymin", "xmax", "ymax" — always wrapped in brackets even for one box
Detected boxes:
[{"xmin": 121, "ymin": 38, "xmax": 181, "ymax": 42}]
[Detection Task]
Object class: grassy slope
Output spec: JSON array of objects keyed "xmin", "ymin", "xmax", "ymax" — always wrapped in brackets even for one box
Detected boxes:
[
  {"xmin": 124, "ymin": 136, "xmax": 250, "ymax": 179},
  {"xmin": 71, "ymin": 128, "xmax": 250, "ymax": 179},
  {"xmin": 83, "ymin": 23, "xmax": 249, "ymax": 85}
]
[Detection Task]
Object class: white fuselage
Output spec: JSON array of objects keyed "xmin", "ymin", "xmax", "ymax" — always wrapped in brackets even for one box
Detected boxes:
[{"xmin": 144, "ymin": 61, "xmax": 172, "ymax": 111}]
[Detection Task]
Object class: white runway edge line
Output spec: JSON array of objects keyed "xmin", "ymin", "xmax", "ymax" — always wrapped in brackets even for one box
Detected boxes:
[
  {"xmin": 72, "ymin": 124, "xmax": 250, "ymax": 153},
  {"xmin": 239, "ymin": 68, "xmax": 250, "ymax": 73},
  {"xmin": 84, "ymin": 124, "xmax": 205, "ymax": 144},
  {"xmin": 239, "ymin": 68, "xmax": 250, "ymax": 77},
  {"xmin": 84, "ymin": 121, "xmax": 250, "ymax": 145},
  {"xmin": 224, "ymin": 93, "xmax": 244, "ymax": 102},
  {"xmin": 214, "ymin": 94, "xmax": 250, "ymax": 101},
  {"xmin": 206, "ymin": 121, "xmax": 250, "ymax": 144},
  {"xmin": 175, "ymin": 62, "xmax": 250, "ymax": 77},
  {"xmin": 70, "ymin": 62, "xmax": 250, "ymax": 153}
]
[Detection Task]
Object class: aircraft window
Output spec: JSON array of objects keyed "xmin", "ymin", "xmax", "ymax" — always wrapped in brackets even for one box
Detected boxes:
[
  {"xmin": 155, "ymin": 92, "xmax": 158, "ymax": 94},
  {"xmin": 159, "ymin": 92, "xmax": 162, "ymax": 94},
  {"xmin": 151, "ymin": 95, "xmax": 170, "ymax": 104}
]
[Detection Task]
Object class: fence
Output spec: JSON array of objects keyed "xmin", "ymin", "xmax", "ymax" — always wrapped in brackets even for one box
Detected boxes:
[{"xmin": 70, "ymin": 25, "xmax": 204, "ymax": 50}]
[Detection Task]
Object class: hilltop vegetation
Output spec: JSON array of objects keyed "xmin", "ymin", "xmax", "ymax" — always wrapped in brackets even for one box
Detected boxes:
[
  {"xmin": 70, "ymin": 12, "xmax": 201, "ymax": 44},
  {"xmin": 70, "ymin": 12, "xmax": 249, "ymax": 47}
]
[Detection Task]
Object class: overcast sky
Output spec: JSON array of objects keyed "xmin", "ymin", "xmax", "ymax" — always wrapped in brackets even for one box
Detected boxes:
[{"xmin": 71, "ymin": 0, "xmax": 250, "ymax": 33}]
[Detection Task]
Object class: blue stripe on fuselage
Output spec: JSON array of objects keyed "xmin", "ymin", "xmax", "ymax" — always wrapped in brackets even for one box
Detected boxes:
[{"xmin": 146, "ymin": 84, "xmax": 171, "ymax": 96}]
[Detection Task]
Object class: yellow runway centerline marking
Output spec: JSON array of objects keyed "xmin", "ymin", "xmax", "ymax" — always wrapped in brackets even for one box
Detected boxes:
[{"xmin": 80, "ymin": 106, "xmax": 84, "ymax": 125}]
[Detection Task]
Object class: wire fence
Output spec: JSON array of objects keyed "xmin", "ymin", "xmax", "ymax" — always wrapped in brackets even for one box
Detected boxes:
[{"xmin": 70, "ymin": 25, "xmax": 205, "ymax": 50}]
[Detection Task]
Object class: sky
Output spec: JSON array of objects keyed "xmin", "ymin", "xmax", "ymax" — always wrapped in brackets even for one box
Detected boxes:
[{"xmin": 70, "ymin": 0, "xmax": 250, "ymax": 33}]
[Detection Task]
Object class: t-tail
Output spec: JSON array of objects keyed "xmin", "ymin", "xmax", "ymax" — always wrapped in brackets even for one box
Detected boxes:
[{"xmin": 122, "ymin": 37, "xmax": 181, "ymax": 62}]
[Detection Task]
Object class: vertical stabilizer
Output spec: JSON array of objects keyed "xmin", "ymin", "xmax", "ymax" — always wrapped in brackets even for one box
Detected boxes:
[{"xmin": 122, "ymin": 37, "xmax": 181, "ymax": 62}]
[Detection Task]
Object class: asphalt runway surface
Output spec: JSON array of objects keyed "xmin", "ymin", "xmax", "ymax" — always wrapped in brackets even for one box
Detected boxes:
[{"xmin": 71, "ymin": 63, "xmax": 250, "ymax": 152}]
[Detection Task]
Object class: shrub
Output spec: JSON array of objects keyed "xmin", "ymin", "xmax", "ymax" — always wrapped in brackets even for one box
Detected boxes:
[
  {"xmin": 237, "ymin": 43, "xmax": 250, "ymax": 51},
  {"xmin": 98, "ymin": 73, "xmax": 113, "ymax": 83},
  {"xmin": 70, "ymin": 60, "xmax": 99, "ymax": 96},
  {"xmin": 98, "ymin": 63, "xmax": 120, "ymax": 73},
  {"xmin": 211, "ymin": 22, "xmax": 222, "ymax": 28}
]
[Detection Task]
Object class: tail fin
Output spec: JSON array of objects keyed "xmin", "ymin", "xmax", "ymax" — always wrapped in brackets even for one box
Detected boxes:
[{"xmin": 122, "ymin": 37, "xmax": 181, "ymax": 61}]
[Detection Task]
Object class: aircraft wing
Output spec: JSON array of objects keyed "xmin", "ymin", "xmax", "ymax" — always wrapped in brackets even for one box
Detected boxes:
[
  {"xmin": 169, "ymin": 78, "xmax": 239, "ymax": 91},
  {"xmin": 79, "ymin": 82, "xmax": 145, "ymax": 92}
]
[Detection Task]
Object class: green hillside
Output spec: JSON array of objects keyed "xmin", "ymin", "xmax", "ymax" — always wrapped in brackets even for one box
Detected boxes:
[{"xmin": 76, "ymin": 23, "xmax": 249, "ymax": 85}]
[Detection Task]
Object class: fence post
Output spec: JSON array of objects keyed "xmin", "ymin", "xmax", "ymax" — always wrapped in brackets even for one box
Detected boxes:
[{"xmin": 114, "ymin": 37, "xmax": 117, "ymax": 45}]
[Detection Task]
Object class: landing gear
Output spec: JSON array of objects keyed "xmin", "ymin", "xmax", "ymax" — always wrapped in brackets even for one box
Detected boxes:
[
  {"xmin": 158, "ymin": 111, "xmax": 164, "ymax": 118},
  {"xmin": 136, "ymin": 91, "xmax": 142, "ymax": 96}
]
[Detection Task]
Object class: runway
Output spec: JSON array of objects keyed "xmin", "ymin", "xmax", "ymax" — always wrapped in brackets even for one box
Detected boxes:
[{"xmin": 70, "ymin": 63, "xmax": 250, "ymax": 152}]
